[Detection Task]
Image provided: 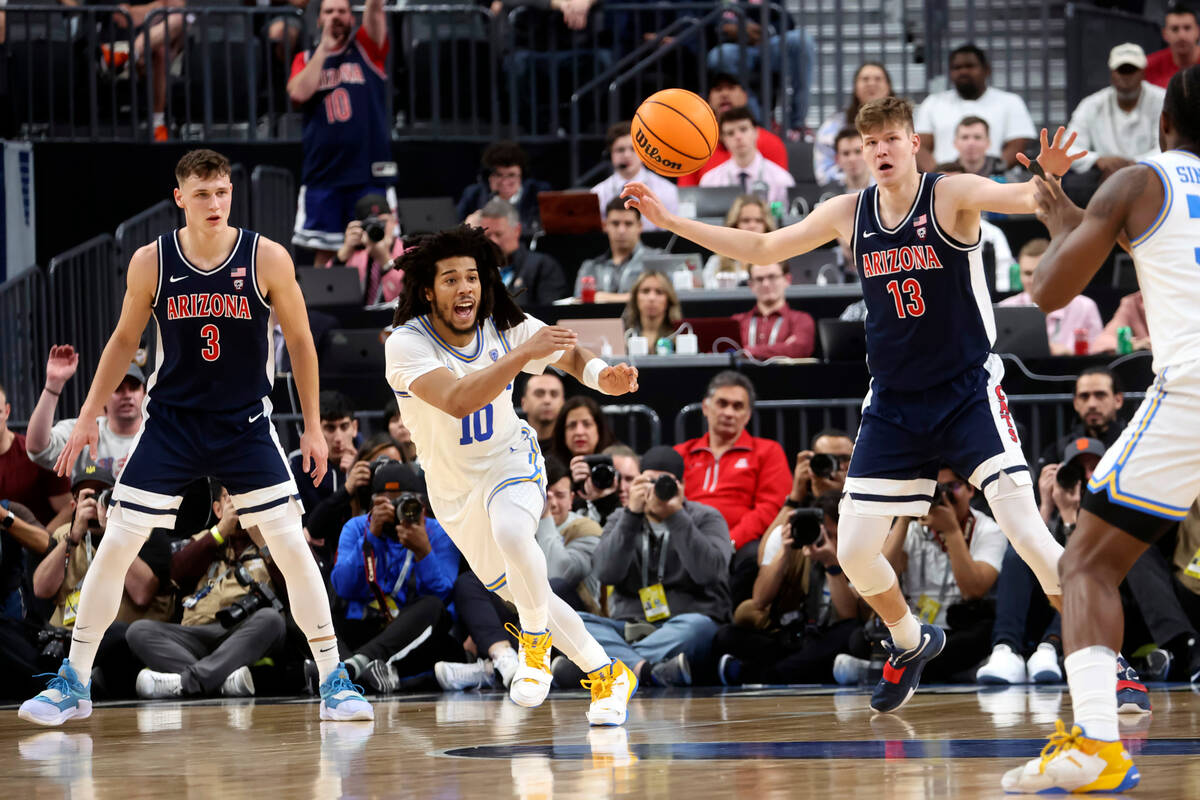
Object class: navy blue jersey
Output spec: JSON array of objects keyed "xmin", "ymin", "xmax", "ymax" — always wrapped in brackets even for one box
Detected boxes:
[
  {"xmin": 853, "ymin": 172, "xmax": 994, "ymax": 391},
  {"xmin": 149, "ymin": 228, "xmax": 273, "ymax": 411},
  {"xmin": 290, "ymin": 27, "xmax": 392, "ymax": 188}
]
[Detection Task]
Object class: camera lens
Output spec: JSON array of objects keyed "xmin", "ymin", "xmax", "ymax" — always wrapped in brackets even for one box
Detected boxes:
[
  {"xmin": 809, "ymin": 453, "xmax": 835, "ymax": 479},
  {"xmin": 789, "ymin": 508, "xmax": 823, "ymax": 548},
  {"xmin": 394, "ymin": 494, "xmax": 423, "ymax": 525},
  {"xmin": 590, "ymin": 463, "xmax": 616, "ymax": 490},
  {"xmin": 363, "ymin": 216, "xmax": 386, "ymax": 243},
  {"xmin": 653, "ymin": 474, "xmax": 678, "ymax": 502},
  {"xmin": 1056, "ymin": 461, "xmax": 1083, "ymax": 489}
]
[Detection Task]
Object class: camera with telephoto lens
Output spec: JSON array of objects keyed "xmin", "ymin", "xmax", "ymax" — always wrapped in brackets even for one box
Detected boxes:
[
  {"xmin": 391, "ymin": 493, "xmax": 424, "ymax": 527},
  {"xmin": 581, "ymin": 454, "xmax": 616, "ymax": 490},
  {"xmin": 809, "ymin": 453, "xmax": 836, "ymax": 480},
  {"xmin": 359, "ymin": 215, "xmax": 386, "ymax": 246},
  {"xmin": 216, "ymin": 565, "xmax": 284, "ymax": 629},
  {"xmin": 789, "ymin": 507, "xmax": 824, "ymax": 548},
  {"xmin": 653, "ymin": 474, "xmax": 679, "ymax": 502},
  {"xmin": 1056, "ymin": 460, "xmax": 1084, "ymax": 490}
]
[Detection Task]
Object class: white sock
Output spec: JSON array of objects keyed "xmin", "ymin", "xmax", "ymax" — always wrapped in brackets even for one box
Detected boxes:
[
  {"xmin": 488, "ymin": 483, "xmax": 550, "ymax": 634},
  {"xmin": 885, "ymin": 612, "xmax": 923, "ymax": 651},
  {"xmin": 1066, "ymin": 646, "xmax": 1119, "ymax": 741}
]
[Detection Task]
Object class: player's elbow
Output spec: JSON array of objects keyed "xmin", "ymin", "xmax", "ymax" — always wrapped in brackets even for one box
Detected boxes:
[{"xmin": 1028, "ymin": 281, "xmax": 1068, "ymax": 313}]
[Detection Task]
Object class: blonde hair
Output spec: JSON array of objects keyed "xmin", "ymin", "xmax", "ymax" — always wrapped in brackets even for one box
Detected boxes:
[
  {"xmin": 717, "ymin": 195, "xmax": 777, "ymax": 276},
  {"xmin": 621, "ymin": 270, "xmax": 682, "ymax": 341},
  {"xmin": 855, "ymin": 96, "xmax": 915, "ymax": 136}
]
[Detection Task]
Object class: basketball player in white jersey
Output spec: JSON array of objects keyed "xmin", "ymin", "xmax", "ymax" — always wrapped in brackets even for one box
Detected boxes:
[
  {"xmin": 384, "ymin": 226, "xmax": 640, "ymax": 725},
  {"xmin": 1003, "ymin": 66, "xmax": 1200, "ymax": 794}
]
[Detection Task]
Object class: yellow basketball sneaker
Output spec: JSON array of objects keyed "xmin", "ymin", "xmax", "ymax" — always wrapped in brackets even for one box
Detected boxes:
[
  {"xmin": 1002, "ymin": 719, "xmax": 1140, "ymax": 794},
  {"xmin": 583, "ymin": 659, "xmax": 638, "ymax": 727},
  {"xmin": 505, "ymin": 624, "xmax": 553, "ymax": 708}
]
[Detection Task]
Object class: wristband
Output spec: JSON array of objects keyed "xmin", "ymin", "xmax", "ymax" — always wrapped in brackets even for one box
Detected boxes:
[
  {"xmin": 784, "ymin": 497, "xmax": 801, "ymax": 509},
  {"xmin": 582, "ymin": 357, "xmax": 608, "ymax": 392},
  {"xmin": 210, "ymin": 526, "xmax": 225, "ymax": 546},
  {"xmin": 826, "ymin": 564, "xmax": 843, "ymax": 576},
  {"xmin": 43, "ymin": 386, "xmax": 61, "ymax": 397}
]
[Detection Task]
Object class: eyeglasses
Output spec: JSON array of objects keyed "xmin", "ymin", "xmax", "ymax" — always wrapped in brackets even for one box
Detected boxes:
[{"xmin": 937, "ymin": 479, "xmax": 965, "ymax": 494}]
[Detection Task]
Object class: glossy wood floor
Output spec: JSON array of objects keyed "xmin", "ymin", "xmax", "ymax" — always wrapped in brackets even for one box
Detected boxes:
[{"xmin": 4, "ymin": 684, "xmax": 1200, "ymax": 799}]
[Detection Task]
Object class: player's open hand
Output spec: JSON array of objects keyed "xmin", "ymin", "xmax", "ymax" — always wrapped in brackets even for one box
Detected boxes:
[
  {"xmin": 524, "ymin": 325, "xmax": 577, "ymax": 360},
  {"xmin": 55, "ymin": 415, "xmax": 99, "ymax": 477},
  {"xmin": 598, "ymin": 362, "xmax": 638, "ymax": 395},
  {"xmin": 621, "ymin": 182, "xmax": 672, "ymax": 230},
  {"xmin": 1030, "ymin": 172, "xmax": 1083, "ymax": 237},
  {"xmin": 1017, "ymin": 127, "xmax": 1088, "ymax": 178},
  {"xmin": 300, "ymin": 429, "xmax": 329, "ymax": 487}
]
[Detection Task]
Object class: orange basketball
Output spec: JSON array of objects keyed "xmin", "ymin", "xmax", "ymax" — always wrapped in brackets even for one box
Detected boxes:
[{"xmin": 631, "ymin": 88, "xmax": 719, "ymax": 177}]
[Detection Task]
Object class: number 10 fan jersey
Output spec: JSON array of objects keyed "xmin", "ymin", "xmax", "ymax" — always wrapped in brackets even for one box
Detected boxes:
[{"xmin": 385, "ymin": 315, "xmax": 563, "ymax": 498}]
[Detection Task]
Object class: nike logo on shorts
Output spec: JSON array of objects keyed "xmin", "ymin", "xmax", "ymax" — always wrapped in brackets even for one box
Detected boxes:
[
  {"xmin": 169, "ymin": 274, "xmax": 189, "ymax": 283},
  {"xmin": 248, "ymin": 411, "xmax": 264, "ymax": 423}
]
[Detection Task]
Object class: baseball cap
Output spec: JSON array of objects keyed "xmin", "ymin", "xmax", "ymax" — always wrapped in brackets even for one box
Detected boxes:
[
  {"xmin": 354, "ymin": 193, "xmax": 391, "ymax": 221},
  {"xmin": 640, "ymin": 445, "xmax": 685, "ymax": 481},
  {"xmin": 372, "ymin": 461, "xmax": 423, "ymax": 494},
  {"xmin": 1108, "ymin": 43, "xmax": 1147, "ymax": 71},
  {"xmin": 1062, "ymin": 437, "xmax": 1106, "ymax": 466},
  {"xmin": 709, "ymin": 71, "xmax": 743, "ymax": 89},
  {"xmin": 123, "ymin": 362, "xmax": 145, "ymax": 387},
  {"xmin": 71, "ymin": 455, "xmax": 116, "ymax": 493}
]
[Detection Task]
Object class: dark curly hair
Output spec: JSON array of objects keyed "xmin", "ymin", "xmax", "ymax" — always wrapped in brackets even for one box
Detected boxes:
[
  {"xmin": 1165, "ymin": 64, "xmax": 1200, "ymax": 148},
  {"xmin": 392, "ymin": 225, "xmax": 526, "ymax": 331}
]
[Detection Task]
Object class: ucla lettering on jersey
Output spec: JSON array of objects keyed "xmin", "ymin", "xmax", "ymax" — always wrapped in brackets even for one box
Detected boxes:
[
  {"xmin": 853, "ymin": 172, "xmax": 996, "ymax": 391},
  {"xmin": 148, "ymin": 229, "xmax": 274, "ymax": 411}
]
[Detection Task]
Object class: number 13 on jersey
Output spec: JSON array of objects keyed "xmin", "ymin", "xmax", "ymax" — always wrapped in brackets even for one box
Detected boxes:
[{"xmin": 886, "ymin": 278, "xmax": 925, "ymax": 318}]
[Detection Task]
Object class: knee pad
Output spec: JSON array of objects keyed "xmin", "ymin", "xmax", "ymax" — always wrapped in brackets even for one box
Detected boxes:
[
  {"xmin": 835, "ymin": 511, "xmax": 898, "ymax": 598},
  {"xmin": 986, "ymin": 482, "xmax": 1064, "ymax": 597}
]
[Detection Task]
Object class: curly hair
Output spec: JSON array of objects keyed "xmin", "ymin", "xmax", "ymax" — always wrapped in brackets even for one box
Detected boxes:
[{"xmin": 391, "ymin": 225, "xmax": 526, "ymax": 331}]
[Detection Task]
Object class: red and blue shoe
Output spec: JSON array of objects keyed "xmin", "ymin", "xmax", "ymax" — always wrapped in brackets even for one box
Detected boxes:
[
  {"xmin": 1116, "ymin": 654, "xmax": 1151, "ymax": 714},
  {"xmin": 870, "ymin": 623, "xmax": 946, "ymax": 713}
]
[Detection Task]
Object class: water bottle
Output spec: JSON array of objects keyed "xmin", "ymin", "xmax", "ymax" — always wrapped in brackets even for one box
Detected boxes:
[
  {"xmin": 1074, "ymin": 328, "xmax": 1089, "ymax": 356},
  {"xmin": 1117, "ymin": 326, "xmax": 1133, "ymax": 355},
  {"xmin": 580, "ymin": 275, "xmax": 596, "ymax": 304},
  {"xmin": 655, "ymin": 337, "xmax": 674, "ymax": 356},
  {"xmin": 1007, "ymin": 261, "xmax": 1021, "ymax": 293},
  {"xmin": 770, "ymin": 200, "xmax": 785, "ymax": 228}
]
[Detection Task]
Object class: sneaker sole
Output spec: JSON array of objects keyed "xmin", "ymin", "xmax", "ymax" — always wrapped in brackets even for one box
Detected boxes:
[
  {"xmin": 1030, "ymin": 670, "xmax": 1062, "ymax": 683},
  {"xmin": 18, "ymin": 700, "xmax": 92, "ymax": 727},
  {"xmin": 319, "ymin": 701, "xmax": 374, "ymax": 721},
  {"xmin": 977, "ymin": 673, "xmax": 1022, "ymax": 685},
  {"xmin": 587, "ymin": 668, "xmax": 639, "ymax": 727},
  {"xmin": 871, "ymin": 632, "xmax": 946, "ymax": 714},
  {"xmin": 509, "ymin": 679, "xmax": 552, "ymax": 708}
]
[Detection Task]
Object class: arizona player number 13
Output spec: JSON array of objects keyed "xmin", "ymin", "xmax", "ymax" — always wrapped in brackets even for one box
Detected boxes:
[{"xmin": 886, "ymin": 278, "xmax": 925, "ymax": 318}]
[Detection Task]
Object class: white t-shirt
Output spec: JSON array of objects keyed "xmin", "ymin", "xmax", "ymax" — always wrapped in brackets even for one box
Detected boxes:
[
  {"xmin": 1066, "ymin": 82, "xmax": 1165, "ymax": 173},
  {"xmin": 28, "ymin": 416, "xmax": 138, "ymax": 478},
  {"xmin": 900, "ymin": 508, "xmax": 1006, "ymax": 627},
  {"xmin": 914, "ymin": 87, "xmax": 1037, "ymax": 165},
  {"xmin": 384, "ymin": 315, "xmax": 562, "ymax": 498}
]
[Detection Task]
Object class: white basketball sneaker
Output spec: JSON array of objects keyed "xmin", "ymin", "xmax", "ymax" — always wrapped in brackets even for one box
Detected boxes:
[
  {"xmin": 1026, "ymin": 642, "xmax": 1063, "ymax": 683},
  {"xmin": 976, "ymin": 643, "xmax": 1027, "ymax": 684},
  {"xmin": 584, "ymin": 659, "xmax": 638, "ymax": 727},
  {"xmin": 506, "ymin": 624, "xmax": 553, "ymax": 708},
  {"xmin": 135, "ymin": 668, "xmax": 184, "ymax": 699},
  {"xmin": 1002, "ymin": 719, "xmax": 1139, "ymax": 793}
]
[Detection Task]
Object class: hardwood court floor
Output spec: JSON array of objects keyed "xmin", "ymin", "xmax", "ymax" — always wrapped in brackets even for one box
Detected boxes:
[{"xmin": 4, "ymin": 684, "xmax": 1200, "ymax": 799}]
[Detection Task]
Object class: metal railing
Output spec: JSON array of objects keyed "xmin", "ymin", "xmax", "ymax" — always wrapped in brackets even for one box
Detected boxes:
[
  {"xmin": 114, "ymin": 200, "xmax": 179, "ymax": 265},
  {"xmin": 601, "ymin": 403, "xmax": 663, "ymax": 451},
  {"xmin": 0, "ymin": 267, "xmax": 51, "ymax": 420},
  {"xmin": 251, "ymin": 165, "xmax": 297, "ymax": 255}
]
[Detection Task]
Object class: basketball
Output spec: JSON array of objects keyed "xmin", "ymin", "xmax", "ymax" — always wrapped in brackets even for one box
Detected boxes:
[{"xmin": 631, "ymin": 88, "xmax": 719, "ymax": 177}]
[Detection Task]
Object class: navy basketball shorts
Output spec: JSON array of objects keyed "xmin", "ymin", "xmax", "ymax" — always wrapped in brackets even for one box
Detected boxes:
[
  {"xmin": 843, "ymin": 353, "xmax": 1030, "ymax": 517},
  {"xmin": 292, "ymin": 183, "xmax": 396, "ymax": 251},
  {"xmin": 113, "ymin": 399, "xmax": 301, "ymax": 530}
]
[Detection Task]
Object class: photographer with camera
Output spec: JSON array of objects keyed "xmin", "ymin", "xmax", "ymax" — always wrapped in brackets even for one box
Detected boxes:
[
  {"xmin": 569, "ymin": 445, "xmax": 641, "ymax": 527},
  {"xmin": 787, "ymin": 429, "xmax": 855, "ymax": 509},
  {"xmin": 714, "ymin": 491, "xmax": 870, "ymax": 685},
  {"xmin": 32, "ymin": 458, "xmax": 173, "ymax": 697},
  {"xmin": 880, "ymin": 465, "xmax": 1007, "ymax": 682},
  {"xmin": 330, "ymin": 461, "xmax": 463, "ymax": 694},
  {"xmin": 560, "ymin": 446, "xmax": 731, "ymax": 689},
  {"xmin": 126, "ymin": 480, "xmax": 286, "ymax": 699},
  {"xmin": 332, "ymin": 193, "xmax": 405, "ymax": 306}
]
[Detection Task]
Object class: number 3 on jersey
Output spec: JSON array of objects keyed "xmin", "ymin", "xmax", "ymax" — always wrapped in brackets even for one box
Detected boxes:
[
  {"xmin": 459, "ymin": 404, "xmax": 494, "ymax": 445},
  {"xmin": 886, "ymin": 278, "xmax": 925, "ymax": 318},
  {"xmin": 200, "ymin": 324, "xmax": 220, "ymax": 361}
]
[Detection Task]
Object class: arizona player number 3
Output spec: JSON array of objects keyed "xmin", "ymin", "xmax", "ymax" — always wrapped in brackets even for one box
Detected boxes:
[{"xmin": 200, "ymin": 324, "xmax": 221, "ymax": 361}]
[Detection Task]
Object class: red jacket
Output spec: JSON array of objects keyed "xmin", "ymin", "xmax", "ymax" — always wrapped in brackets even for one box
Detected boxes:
[
  {"xmin": 677, "ymin": 128, "xmax": 789, "ymax": 187},
  {"xmin": 675, "ymin": 429, "xmax": 791, "ymax": 550},
  {"xmin": 732, "ymin": 305, "xmax": 815, "ymax": 359},
  {"xmin": 1144, "ymin": 47, "xmax": 1197, "ymax": 88}
]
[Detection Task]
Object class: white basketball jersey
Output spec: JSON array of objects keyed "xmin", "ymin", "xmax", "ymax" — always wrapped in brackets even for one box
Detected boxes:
[
  {"xmin": 385, "ymin": 314, "xmax": 560, "ymax": 497},
  {"xmin": 1131, "ymin": 150, "xmax": 1200, "ymax": 373}
]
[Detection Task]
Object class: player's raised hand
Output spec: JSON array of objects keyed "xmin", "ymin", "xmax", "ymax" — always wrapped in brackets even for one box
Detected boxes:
[
  {"xmin": 1030, "ymin": 171, "xmax": 1083, "ymax": 237},
  {"xmin": 523, "ymin": 325, "xmax": 577, "ymax": 360},
  {"xmin": 621, "ymin": 182, "xmax": 672, "ymax": 230},
  {"xmin": 1017, "ymin": 127, "xmax": 1088, "ymax": 178},
  {"xmin": 54, "ymin": 415, "xmax": 99, "ymax": 477},
  {"xmin": 598, "ymin": 362, "xmax": 638, "ymax": 395},
  {"xmin": 300, "ymin": 428, "xmax": 329, "ymax": 487},
  {"xmin": 44, "ymin": 345, "xmax": 80, "ymax": 392}
]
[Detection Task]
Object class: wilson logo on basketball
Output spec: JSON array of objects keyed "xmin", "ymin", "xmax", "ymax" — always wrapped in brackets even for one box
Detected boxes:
[
  {"xmin": 634, "ymin": 128, "xmax": 684, "ymax": 172},
  {"xmin": 166, "ymin": 293, "xmax": 253, "ymax": 321}
]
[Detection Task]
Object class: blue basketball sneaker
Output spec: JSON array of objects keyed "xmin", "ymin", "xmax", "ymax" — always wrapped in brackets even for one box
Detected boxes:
[
  {"xmin": 870, "ymin": 623, "xmax": 946, "ymax": 713},
  {"xmin": 1115, "ymin": 654, "xmax": 1151, "ymax": 714},
  {"xmin": 319, "ymin": 663, "xmax": 374, "ymax": 721},
  {"xmin": 18, "ymin": 660, "xmax": 92, "ymax": 727}
]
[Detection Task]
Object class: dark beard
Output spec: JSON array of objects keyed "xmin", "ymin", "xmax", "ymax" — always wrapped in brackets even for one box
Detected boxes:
[{"xmin": 435, "ymin": 304, "xmax": 477, "ymax": 334}]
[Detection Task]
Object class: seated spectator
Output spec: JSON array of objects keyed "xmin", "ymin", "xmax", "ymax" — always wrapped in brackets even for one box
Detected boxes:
[
  {"xmin": 700, "ymin": 106, "xmax": 795, "ymax": 205},
  {"xmin": 33, "ymin": 459, "xmax": 174, "ymax": 696},
  {"xmin": 881, "ymin": 465, "xmax": 1006, "ymax": 681},
  {"xmin": 1145, "ymin": 3, "xmax": 1200, "ymax": 88},
  {"xmin": 519, "ymin": 372, "xmax": 565, "ymax": 447},
  {"xmin": 914, "ymin": 44, "xmax": 1036, "ymax": 171},
  {"xmin": 574, "ymin": 199, "xmax": 663, "ymax": 302},
  {"xmin": 27, "ymin": 349, "xmax": 145, "ymax": 479},
  {"xmin": 1066, "ymin": 44, "xmax": 1165, "ymax": 187},
  {"xmin": 559, "ymin": 446, "xmax": 731, "ymax": 688},
  {"xmin": 1092, "ymin": 290, "xmax": 1150, "ymax": 354},
  {"xmin": 827, "ymin": 126, "xmax": 874, "ymax": 192},
  {"xmin": 127, "ymin": 481, "xmax": 286, "ymax": 699},
  {"xmin": 675, "ymin": 371, "xmax": 790, "ymax": 605},
  {"xmin": 550, "ymin": 395, "xmax": 616, "ymax": 465},
  {"xmin": 434, "ymin": 457, "xmax": 605, "ymax": 691},
  {"xmin": 678, "ymin": 72, "xmax": 789, "ymax": 187},
  {"xmin": 293, "ymin": 390, "xmax": 360, "ymax": 531},
  {"xmin": 477, "ymin": 198, "xmax": 568, "ymax": 306},
  {"xmin": 330, "ymin": 193, "xmax": 405, "ymax": 305},
  {"xmin": 1036, "ymin": 366, "xmax": 1127, "ymax": 478},
  {"xmin": 0, "ymin": 499, "xmax": 49, "ymax": 620},
  {"xmin": 934, "ymin": 116, "xmax": 1007, "ymax": 177},
  {"xmin": 592, "ymin": 121, "xmax": 680, "ymax": 233},
  {"xmin": 814, "ymin": 62, "xmax": 893, "ymax": 186},
  {"xmin": 714, "ymin": 491, "xmax": 869, "ymax": 685},
  {"xmin": 701, "ymin": 194, "xmax": 777, "ymax": 289},
  {"xmin": 331, "ymin": 461, "xmax": 462, "ymax": 693},
  {"xmin": 382, "ymin": 399, "xmax": 417, "ymax": 464},
  {"xmin": 733, "ymin": 262, "xmax": 815, "ymax": 359},
  {"xmin": 456, "ymin": 140, "xmax": 550, "ymax": 232},
  {"xmin": 999, "ymin": 239, "xmax": 1103, "ymax": 355},
  {"xmin": 621, "ymin": 271, "xmax": 683, "ymax": 345},
  {"xmin": 785, "ymin": 429, "xmax": 854, "ymax": 509},
  {"xmin": 0, "ymin": 381, "xmax": 72, "ymax": 528},
  {"xmin": 705, "ymin": 7, "xmax": 815, "ymax": 138},
  {"xmin": 569, "ymin": 444, "xmax": 641, "ymax": 529}
]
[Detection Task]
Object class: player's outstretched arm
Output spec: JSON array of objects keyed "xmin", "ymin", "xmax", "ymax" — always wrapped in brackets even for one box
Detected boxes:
[
  {"xmin": 52, "ymin": 247, "xmax": 156, "ymax": 476},
  {"xmin": 401, "ymin": 325, "xmax": 580, "ymax": 419},
  {"xmin": 621, "ymin": 182, "xmax": 853, "ymax": 266},
  {"xmin": 945, "ymin": 127, "xmax": 1088, "ymax": 216},
  {"xmin": 1028, "ymin": 165, "xmax": 1150, "ymax": 313},
  {"xmin": 553, "ymin": 344, "xmax": 638, "ymax": 396},
  {"xmin": 259, "ymin": 238, "xmax": 328, "ymax": 486}
]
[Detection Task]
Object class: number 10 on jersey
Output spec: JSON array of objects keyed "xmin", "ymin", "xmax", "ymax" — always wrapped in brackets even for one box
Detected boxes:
[{"xmin": 459, "ymin": 404, "xmax": 494, "ymax": 445}]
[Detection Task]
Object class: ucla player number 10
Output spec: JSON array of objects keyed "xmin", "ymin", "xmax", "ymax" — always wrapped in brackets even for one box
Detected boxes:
[{"xmin": 459, "ymin": 404, "xmax": 494, "ymax": 445}]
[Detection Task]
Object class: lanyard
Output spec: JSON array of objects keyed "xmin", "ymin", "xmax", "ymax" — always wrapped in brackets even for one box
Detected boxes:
[
  {"xmin": 747, "ymin": 314, "xmax": 785, "ymax": 346},
  {"xmin": 919, "ymin": 514, "xmax": 975, "ymax": 607},
  {"xmin": 641, "ymin": 525, "xmax": 671, "ymax": 587}
]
